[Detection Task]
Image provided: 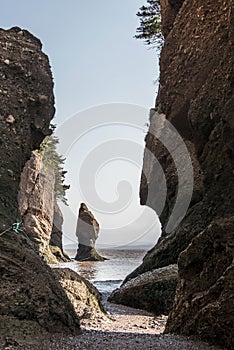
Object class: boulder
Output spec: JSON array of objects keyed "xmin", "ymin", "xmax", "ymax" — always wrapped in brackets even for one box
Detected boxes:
[
  {"xmin": 109, "ymin": 265, "xmax": 178, "ymax": 315},
  {"xmin": 54, "ymin": 268, "xmax": 104, "ymax": 318},
  {"xmin": 74, "ymin": 203, "xmax": 105, "ymax": 261}
]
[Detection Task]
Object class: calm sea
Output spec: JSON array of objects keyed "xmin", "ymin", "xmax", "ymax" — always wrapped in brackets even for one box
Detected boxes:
[{"xmin": 59, "ymin": 249, "xmax": 148, "ymax": 293}]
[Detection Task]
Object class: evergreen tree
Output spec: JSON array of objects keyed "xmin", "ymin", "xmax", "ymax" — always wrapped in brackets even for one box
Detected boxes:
[
  {"xmin": 40, "ymin": 135, "xmax": 70, "ymax": 205},
  {"xmin": 135, "ymin": 0, "xmax": 163, "ymax": 50}
]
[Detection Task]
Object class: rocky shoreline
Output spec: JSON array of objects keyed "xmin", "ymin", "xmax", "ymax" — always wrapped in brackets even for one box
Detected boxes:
[
  {"xmin": 0, "ymin": 0, "xmax": 233, "ymax": 347},
  {"xmin": 17, "ymin": 292, "xmax": 224, "ymax": 350}
]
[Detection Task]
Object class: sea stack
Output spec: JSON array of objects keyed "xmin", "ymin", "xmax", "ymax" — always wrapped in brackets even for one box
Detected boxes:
[{"xmin": 74, "ymin": 203, "xmax": 105, "ymax": 261}]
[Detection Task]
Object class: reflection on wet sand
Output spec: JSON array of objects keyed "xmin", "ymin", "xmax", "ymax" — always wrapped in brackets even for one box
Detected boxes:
[
  {"xmin": 57, "ymin": 249, "xmax": 147, "ymax": 293},
  {"xmin": 73, "ymin": 261, "xmax": 99, "ymax": 281}
]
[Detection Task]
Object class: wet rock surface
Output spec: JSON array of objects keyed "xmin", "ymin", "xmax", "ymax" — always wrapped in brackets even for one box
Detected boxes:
[
  {"xmin": 75, "ymin": 203, "xmax": 105, "ymax": 261},
  {"xmin": 109, "ymin": 265, "xmax": 178, "ymax": 315}
]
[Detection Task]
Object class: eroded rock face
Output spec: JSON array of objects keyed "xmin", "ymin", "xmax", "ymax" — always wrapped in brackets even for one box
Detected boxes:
[
  {"xmin": 50, "ymin": 201, "xmax": 64, "ymax": 250},
  {"xmin": 54, "ymin": 268, "xmax": 104, "ymax": 318},
  {"xmin": 0, "ymin": 27, "xmax": 80, "ymax": 345},
  {"xmin": 124, "ymin": 1, "xmax": 233, "ymax": 348},
  {"xmin": 0, "ymin": 27, "xmax": 54, "ymax": 229},
  {"xmin": 165, "ymin": 217, "xmax": 234, "ymax": 347},
  {"xmin": 18, "ymin": 151, "xmax": 69, "ymax": 263},
  {"xmin": 75, "ymin": 203, "xmax": 105, "ymax": 261},
  {"xmin": 0, "ymin": 234, "xmax": 80, "ymax": 345},
  {"xmin": 109, "ymin": 265, "xmax": 178, "ymax": 315},
  {"xmin": 18, "ymin": 151, "xmax": 56, "ymax": 260},
  {"xmin": 50, "ymin": 201, "xmax": 70, "ymax": 262},
  {"xmin": 160, "ymin": 0, "xmax": 185, "ymax": 38}
]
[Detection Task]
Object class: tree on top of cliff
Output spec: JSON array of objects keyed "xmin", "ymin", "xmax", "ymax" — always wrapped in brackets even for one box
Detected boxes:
[
  {"xmin": 40, "ymin": 135, "xmax": 70, "ymax": 205},
  {"xmin": 135, "ymin": 0, "xmax": 163, "ymax": 50}
]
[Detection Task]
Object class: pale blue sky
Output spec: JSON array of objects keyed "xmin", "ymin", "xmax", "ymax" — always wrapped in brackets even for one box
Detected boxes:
[
  {"xmin": 2, "ymin": 0, "xmax": 159, "ymax": 122},
  {"xmin": 2, "ymin": 1, "xmax": 161, "ymax": 247}
]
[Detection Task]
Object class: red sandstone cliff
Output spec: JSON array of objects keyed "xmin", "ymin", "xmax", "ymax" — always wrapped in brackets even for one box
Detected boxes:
[
  {"xmin": 0, "ymin": 27, "xmax": 80, "ymax": 345},
  {"xmin": 123, "ymin": 1, "xmax": 234, "ymax": 348}
]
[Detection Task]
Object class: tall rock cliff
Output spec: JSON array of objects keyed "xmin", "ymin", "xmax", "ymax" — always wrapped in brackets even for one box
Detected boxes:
[
  {"xmin": 125, "ymin": 1, "xmax": 233, "ymax": 349},
  {"xmin": 0, "ymin": 27, "xmax": 54, "ymax": 228},
  {"xmin": 18, "ymin": 150, "xmax": 69, "ymax": 263},
  {"xmin": 0, "ymin": 27, "xmax": 80, "ymax": 345}
]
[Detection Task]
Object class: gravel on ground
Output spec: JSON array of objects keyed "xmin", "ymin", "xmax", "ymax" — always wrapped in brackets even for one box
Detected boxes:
[{"xmin": 16, "ymin": 292, "xmax": 225, "ymax": 350}]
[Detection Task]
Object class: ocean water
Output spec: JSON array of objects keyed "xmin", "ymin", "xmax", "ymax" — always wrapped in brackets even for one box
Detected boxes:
[{"xmin": 59, "ymin": 249, "xmax": 147, "ymax": 293}]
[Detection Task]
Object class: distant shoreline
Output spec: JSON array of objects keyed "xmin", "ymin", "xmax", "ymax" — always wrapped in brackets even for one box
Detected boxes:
[{"xmin": 64, "ymin": 245, "xmax": 152, "ymax": 251}]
